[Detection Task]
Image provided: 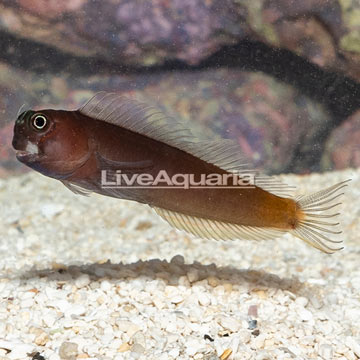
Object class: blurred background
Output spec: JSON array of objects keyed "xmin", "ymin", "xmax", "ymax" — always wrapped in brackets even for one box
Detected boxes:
[{"xmin": 0, "ymin": 0, "xmax": 359, "ymax": 177}]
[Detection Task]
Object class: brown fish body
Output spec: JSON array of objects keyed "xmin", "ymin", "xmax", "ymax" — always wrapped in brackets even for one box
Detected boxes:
[
  {"xmin": 66, "ymin": 111, "xmax": 298, "ymax": 230},
  {"xmin": 12, "ymin": 93, "xmax": 348, "ymax": 253}
]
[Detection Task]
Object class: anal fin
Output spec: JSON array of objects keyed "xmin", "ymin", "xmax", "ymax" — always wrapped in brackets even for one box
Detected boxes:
[{"xmin": 152, "ymin": 206, "xmax": 284, "ymax": 241}]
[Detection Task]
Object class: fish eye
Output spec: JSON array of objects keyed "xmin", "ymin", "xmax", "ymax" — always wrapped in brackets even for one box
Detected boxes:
[{"xmin": 32, "ymin": 114, "xmax": 48, "ymax": 130}]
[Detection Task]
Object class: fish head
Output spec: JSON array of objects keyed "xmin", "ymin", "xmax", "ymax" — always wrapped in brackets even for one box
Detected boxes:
[{"xmin": 12, "ymin": 109, "xmax": 90, "ymax": 179}]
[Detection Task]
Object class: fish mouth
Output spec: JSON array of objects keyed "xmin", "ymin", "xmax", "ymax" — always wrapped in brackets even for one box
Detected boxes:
[
  {"xmin": 13, "ymin": 140, "xmax": 43, "ymax": 163},
  {"xmin": 15, "ymin": 150, "xmax": 42, "ymax": 163}
]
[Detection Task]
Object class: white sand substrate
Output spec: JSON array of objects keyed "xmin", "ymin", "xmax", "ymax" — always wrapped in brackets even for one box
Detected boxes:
[{"xmin": 0, "ymin": 168, "xmax": 359, "ymax": 360}]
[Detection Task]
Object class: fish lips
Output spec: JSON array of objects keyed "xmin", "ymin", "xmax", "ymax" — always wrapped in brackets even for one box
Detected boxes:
[
  {"xmin": 12, "ymin": 134, "xmax": 43, "ymax": 163},
  {"xmin": 13, "ymin": 140, "xmax": 44, "ymax": 163},
  {"xmin": 15, "ymin": 150, "xmax": 43, "ymax": 163}
]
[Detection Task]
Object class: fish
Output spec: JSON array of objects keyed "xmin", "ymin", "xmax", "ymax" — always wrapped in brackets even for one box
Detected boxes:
[{"xmin": 12, "ymin": 92, "xmax": 350, "ymax": 254}]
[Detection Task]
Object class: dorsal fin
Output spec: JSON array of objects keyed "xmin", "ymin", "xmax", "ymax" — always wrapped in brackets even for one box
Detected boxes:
[{"xmin": 79, "ymin": 92, "xmax": 293, "ymax": 197}]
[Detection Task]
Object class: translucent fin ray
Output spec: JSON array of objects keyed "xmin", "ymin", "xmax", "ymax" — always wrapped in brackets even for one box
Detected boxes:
[
  {"xmin": 291, "ymin": 180, "xmax": 350, "ymax": 254},
  {"xmin": 152, "ymin": 206, "xmax": 285, "ymax": 242},
  {"xmin": 61, "ymin": 181, "xmax": 92, "ymax": 196}
]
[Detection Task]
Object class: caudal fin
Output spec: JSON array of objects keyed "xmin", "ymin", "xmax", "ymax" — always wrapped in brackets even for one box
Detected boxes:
[{"xmin": 291, "ymin": 180, "xmax": 350, "ymax": 254}]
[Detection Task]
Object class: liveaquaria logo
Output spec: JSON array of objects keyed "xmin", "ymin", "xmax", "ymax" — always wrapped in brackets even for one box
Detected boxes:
[{"xmin": 101, "ymin": 170, "xmax": 256, "ymax": 189}]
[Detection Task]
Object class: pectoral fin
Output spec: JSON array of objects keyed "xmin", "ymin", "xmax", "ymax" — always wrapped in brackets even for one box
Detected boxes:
[
  {"xmin": 95, "ymin": 152, "xmax": 153, "ymax": 172},
  {"xmin": 61, "ymin": 181, "xmax": 93, "ymax": 196}
]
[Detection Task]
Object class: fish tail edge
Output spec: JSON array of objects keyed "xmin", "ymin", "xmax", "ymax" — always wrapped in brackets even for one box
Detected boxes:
[{"xmin": 290, "ymin": 179, "xmax": 351, "ymax": 254}]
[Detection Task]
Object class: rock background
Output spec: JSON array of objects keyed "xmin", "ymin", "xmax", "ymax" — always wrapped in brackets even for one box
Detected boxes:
[
  {"xmin": 0, "ymin": 0, "xmax": 359, "ymax": 176},
  {"xmin": 1, "ymin": 0, "xmax": 359, "ymax": 76}
]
